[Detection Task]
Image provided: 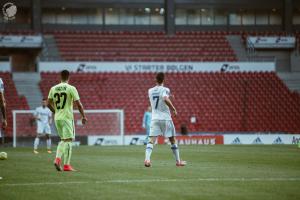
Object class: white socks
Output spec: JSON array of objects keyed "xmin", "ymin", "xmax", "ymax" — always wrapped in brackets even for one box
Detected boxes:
[
  {"xmin": 171, "ymin": 144, "xmax": 180, "ymax": 162},
  {"xmin": 145, "ymin": 143, "xmax": 181, "ymax": 162},
  {"xmin": 145, "ymin": 143, "xmax": 154, "ymax": 161},
  {"xmin": 34, "ymin": 137, "xmax": 40, "ymax": 150},
  {"xmin": 47, "ymin": 139, "xmax": 51, "ymax": 150},
  {"xmin": 34, "ymin": 137, "xmax": 51, "ymax": 150}
]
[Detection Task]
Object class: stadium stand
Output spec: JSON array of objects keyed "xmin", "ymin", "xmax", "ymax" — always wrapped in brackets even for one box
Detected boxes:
[
  {"xmin": 0, "ymin": 72, "xmax": 29, "ymax": 135},
  {"xmin": 49, "ymin": 31, "xmax": 237, "ymax": 62},
  {"xmin": 39, "ymin": 71, "xmax": 300, "ymax": 135},
  {"xmin": 43, "ymin": 30, "xmax": 299, "ymax": 62}
]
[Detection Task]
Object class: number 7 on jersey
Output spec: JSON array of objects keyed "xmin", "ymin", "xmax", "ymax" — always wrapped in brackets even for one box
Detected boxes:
[{"xmin": 153, "ymin": 96, "xmax": 159, "ymax": 109}]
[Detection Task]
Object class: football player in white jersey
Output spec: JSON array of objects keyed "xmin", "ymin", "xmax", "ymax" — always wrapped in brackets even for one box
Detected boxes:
[
  {"xmin": 0, "ymin": 78, "xmax": 7, "ymax": 130},
  {"xmin": 144, "ymin": 72, "xmax": 186, "ymax": 167},
  {"xmin": 33, "ymin": 98, "xmax": 53, "ymax": 154}
]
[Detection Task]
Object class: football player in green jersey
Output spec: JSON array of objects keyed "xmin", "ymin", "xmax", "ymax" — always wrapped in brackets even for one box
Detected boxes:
[{"xmin": 48, "ymin": 70, "xmax": 87, "ymax": 171}]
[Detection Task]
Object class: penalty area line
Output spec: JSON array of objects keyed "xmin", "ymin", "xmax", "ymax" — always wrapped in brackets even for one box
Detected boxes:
[{"xmin": 1, "ymin": 178, "xmax": 300, "ymax": 187}]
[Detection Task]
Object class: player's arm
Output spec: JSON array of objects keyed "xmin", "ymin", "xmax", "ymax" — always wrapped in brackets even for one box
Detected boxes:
[
  {"xmin": 72, "ymin": 86, "xmax": 87, "ymax": 124},
  {"xmin": 74, "ymin": 100, "xmax": 87, "ymax": 124},
  {"xmin": 49, "ymin": 117, "xmax": 53, "ymax": 124},
  {"xmin": 47, "ymin": 98, "xmax": 55, "ymax": 113},
  {"xmin": 48, "ymin": 112, "xmax": 53, "ymax": 124},
  {"xmin": 163, "ymin": 96, "xmax": 177, "ymax": 116},
  {"xmin": 0, "ymin": 91, "xmax": 7, "ymax": 129},
  {"xmin": 47, "ymin": 88, "xmax": 55, "ymax": 113},
  {"xmin": 162, "ymin": 88, "xmax": 177, "ymax": 116},
  {"xmin": 34, "ymin": 109, "xmax": 40, "ymax": 120}
]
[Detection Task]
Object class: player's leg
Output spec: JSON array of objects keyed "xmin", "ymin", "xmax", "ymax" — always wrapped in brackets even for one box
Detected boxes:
[
  {"xmin": 144, "ymin": 136, "xmax": 156, "ymax": 167},
  {"xmin": 144, "ymin": 125, "xmax": 150, "ymax": 145},
  {"xmin": 62, "ymin": 138, "xmax": 74, "ymax": 171},
  {"xmin": 54, "ymin": 140, "xmax": 65, "ymax": 171},
  {"xmin": 33, "ymin": 134, "xmax": 40, "ymax": 154},
  {"xmin": 45, "ymin": 134, "xmax": 52, "ymax": 153},
  {"xmin": 33, "ymin": 123, "xmax": 43, "ymax": 153},
  {"xmin": 45, "ymin": 124, "xmax": 52, "ymax": 153},
  {"xmin": 168, "ymin": 136, "xmax": 186, "ymax": 166},
  {"xmin": 62, "ymin": 120, "xmax": 76, "ymax": 171},
  {"xmin": 54, "ymin": 120, "xmax": 64, "ymax": 171},
  {"xmin": 165, "ymin": 120, "xmax": 186, "ymax": 167},
  {"xmin": 144, "ymin": 120, "xmax": 162, "ymax": 167}
]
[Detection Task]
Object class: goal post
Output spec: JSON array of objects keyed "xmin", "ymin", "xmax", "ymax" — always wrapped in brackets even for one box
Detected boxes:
[{"xmin": 12, "ymin": 109, "xmax": 124, "ymax": 147}]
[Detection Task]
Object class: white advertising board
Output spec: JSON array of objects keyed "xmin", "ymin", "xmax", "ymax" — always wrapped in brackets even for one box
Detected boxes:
[
  {"xmin": 88, "ymin": 134, "xmax": 300, "ymax": 146},
  {"xmin": 0, "ymin": 62, "xmax": 10, "ymax": 72},
  {"xmin": 39, "ymin": 62, "xmax": 275, "ymax": 73},
  {"xmin": 124, "ymin": 135, "xmax": 147, "ymax": 145},
  {"xmin": 224, "ymin": 134, "xmax": 300, "ymax": 145},
  {"xmin": 0, "ymin": 35, "xmax": 42, "ymax": 48},
  {"xmin": 88, "ymin": 135, "xmax": 147, "ymax": 146},
  {"xmin": 247, "ymin": 36, "xmax": 295, "ymax": 49},
  {"xmin": 88, "ymin": 136, "xmax": 123, "ymax": 146}
]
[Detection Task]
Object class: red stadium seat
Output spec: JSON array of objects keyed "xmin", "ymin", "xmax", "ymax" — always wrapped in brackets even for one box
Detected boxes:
[
  {"xmin": 50, "ymin": 31, "xmax": 237, "ymax": 62},
  {"xmin": 39, "ymin": 72, "xmax": 300, "ymax": 135}
]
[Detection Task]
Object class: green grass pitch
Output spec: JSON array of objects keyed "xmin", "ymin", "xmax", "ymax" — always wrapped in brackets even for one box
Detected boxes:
[{"xmin": 0, "ymin": 145, "xmax": 300, "ymax": 200}]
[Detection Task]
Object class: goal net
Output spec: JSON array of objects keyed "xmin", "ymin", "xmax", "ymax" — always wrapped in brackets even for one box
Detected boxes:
[{"xmin": 12, "ymin": 109, "xmax": 124, "ymax": 147}]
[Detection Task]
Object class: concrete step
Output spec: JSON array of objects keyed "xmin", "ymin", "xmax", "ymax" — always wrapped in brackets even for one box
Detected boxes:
[
  {"xmin": 40, "ymin": 35, "xmax": 61, "ymax": 61},
  {"xmin": 13, "ymin": 73, "xmax": 41, "ymax": 80},
  {"xmin": 277, "ymin": 72, "xmax": 300, "ymax": 79},
  {"xmin": 13, "ymin": 72, "xmax": 43, "ymax": 109},
  {"xmin": 277, "ymin": 72, "xmax": 300, "ymax": 93},
  {"xmin": 226, "ymin": 35, "xmax": 248, "ymax": 61}
]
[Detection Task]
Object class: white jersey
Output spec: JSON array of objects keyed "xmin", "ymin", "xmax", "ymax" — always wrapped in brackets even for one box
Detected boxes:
[
  {"xmin": 35, "ymin": 106, "xmax": 52, "ymax": 124},
  {"xmin": 0, "ymin": 78, "xmax": 4, "ymax": 93},
  {"xmin": 148, "ymin": 85, "xmax": 172, "ymax": 121}
]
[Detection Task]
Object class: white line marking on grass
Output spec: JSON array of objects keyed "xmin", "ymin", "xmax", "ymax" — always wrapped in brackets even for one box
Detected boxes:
[
  {"xmin": 96, "ymin": 178, "xmax": 300, "ymax": 184},
  {"xmin": 2, "ymin": 178, "xmax": 300, "ymax": 187},
  {"xmin": 2, "ymin": 181, "xmax": 89, "ymax": 187}
]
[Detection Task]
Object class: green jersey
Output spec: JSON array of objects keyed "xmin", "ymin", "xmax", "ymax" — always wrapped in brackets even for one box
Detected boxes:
[{"xmin": 48, "ymin": 82, "xmax": 80, "ymax": 121}]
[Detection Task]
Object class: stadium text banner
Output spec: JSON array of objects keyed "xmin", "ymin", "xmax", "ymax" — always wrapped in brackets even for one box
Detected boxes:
[
  {"xmin": 224, "ymin": 134, "xmax": 300, "ymax": 145},
  {"xmin": 157, "ymin": 135, "xmax": 224, "ymax": 145},
  {"xmin": 39, "ymin": 62, "xmax": 275, "ymax": 73},
  {"xmin": 87, "ymin": 135, "xmax": 224, "ymax": 145}
]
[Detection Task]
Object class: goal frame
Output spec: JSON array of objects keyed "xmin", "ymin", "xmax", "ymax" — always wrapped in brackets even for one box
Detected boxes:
[{"xmin": 12, "ymin": 109, "xmax": 124, "ymax": 147}]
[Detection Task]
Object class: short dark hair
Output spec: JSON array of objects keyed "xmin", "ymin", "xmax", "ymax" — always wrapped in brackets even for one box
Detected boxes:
[
  {"xmin": 61, "ymin": 70, "xmax": 70, "ymax": 81},
  {"xmin": 156, "ymin": 72, "xmax": 164, "ymax": 84},
  {"xmin": 42, "ymin": 98, "xmax": 47, "ymax": 101}
]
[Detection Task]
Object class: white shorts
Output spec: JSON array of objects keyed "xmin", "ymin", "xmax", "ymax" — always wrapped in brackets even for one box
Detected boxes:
[
  {"xmin": 149, "ymin": 120, "xmax": 176, "ymax": 138},
  {"xmin": 37, "ymin": 123, "xmax": 51, "ymax": 135}
]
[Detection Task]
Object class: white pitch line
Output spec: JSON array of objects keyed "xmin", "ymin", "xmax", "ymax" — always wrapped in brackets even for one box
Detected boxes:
[
  {"xmin": 1, "ymin": 181, "xmax": 89, "ymax": 187},
  {"xmin": 1, "ymin": 178, "xmax": 300, "ymax": 187},
  {"xmin": 98, "ymin": 178, "xmax": 300, "ymax": 183}
]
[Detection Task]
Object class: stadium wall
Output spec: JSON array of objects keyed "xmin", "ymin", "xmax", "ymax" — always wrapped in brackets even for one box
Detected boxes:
[{"xmin": 0, "ymin": 0, "xmax": 298, "ymax": 33}]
